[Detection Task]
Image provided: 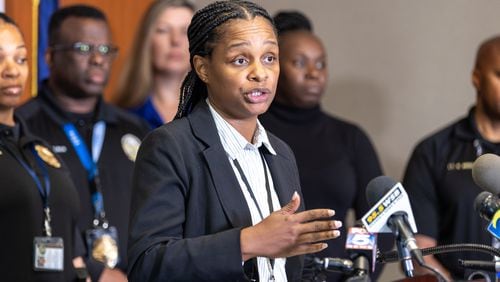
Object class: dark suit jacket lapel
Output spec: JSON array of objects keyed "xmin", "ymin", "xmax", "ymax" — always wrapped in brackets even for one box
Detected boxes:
[
  {"xmin": 261, "ymin": 140, "xmax": 298, "ymax": 207},
  {"xmin": 188, "ymin": 102, "xmax": 253, "ymax": 229},
  {"xmin": 263, "ymin": 137, "xmax": 304, "ymax": 282},
  {"xmin": 189, "ymin": 103, "xmax": 303, "ymax": 280}
]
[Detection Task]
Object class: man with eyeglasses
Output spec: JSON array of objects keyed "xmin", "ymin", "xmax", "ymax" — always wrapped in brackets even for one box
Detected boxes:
[{"xmin": 17, "ymin": 5, "xmax": 150, "ymax": 282}]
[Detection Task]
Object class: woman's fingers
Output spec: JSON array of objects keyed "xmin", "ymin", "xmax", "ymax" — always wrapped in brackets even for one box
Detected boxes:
[
  {"xmin": 292, "ymin": 208, "xmax": 335, "ymax": 223},
  {"xmin": 280, "ymin": 242, "xmax": 329, "ymax": 258},
  {"xmin": 296, "ymin": 230, "xmax": 341, "ymax": 245},
  {"xmin": 296, "ymin": 220, "xmax": 342, "ymax": 234}
]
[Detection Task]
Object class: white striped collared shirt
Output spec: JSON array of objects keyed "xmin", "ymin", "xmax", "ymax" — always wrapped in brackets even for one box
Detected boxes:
[{"xmin": 208, "ymin": 100, "xmax": 287, "ymax": 282}]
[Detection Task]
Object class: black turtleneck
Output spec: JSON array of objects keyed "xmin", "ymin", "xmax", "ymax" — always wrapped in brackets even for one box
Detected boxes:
[{"xmin": 260, "ymin": 102, "xmax": 385, "ymax": 281}]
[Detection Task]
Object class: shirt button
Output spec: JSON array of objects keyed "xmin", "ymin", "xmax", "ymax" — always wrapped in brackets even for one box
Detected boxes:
[
  {"xmin": 2, "ymin": 130, "xmax": 12, "ymax": 136},
  {"xmin": 77, "ymin": 119, "xmax": 86, "ymax": 127}
]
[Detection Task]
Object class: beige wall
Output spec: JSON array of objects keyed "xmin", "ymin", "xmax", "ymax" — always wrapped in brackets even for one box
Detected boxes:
[
  {"xmin": 248, "ymin": 0, "xmax": 500, "ymax": 182},
  {"xmin": 193, "ymin": 0, "xmax": 500, "ymax": 183}
]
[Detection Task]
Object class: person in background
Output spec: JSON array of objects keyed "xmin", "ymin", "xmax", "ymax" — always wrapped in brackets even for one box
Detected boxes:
[
  {"xmin": 128, "ymin": 1, "xmax": 342, "ymax": 281},
  {"xmin": 0, "ymin": 12, "xmax": 87, "ymax": 281},
  {"xmin": 259, "ymin": 11, "xmax": 386, "ymax": 281},
  {"xmin": 114, "ymin": 0, "xmax": 194, "ymax": 128},
  {"xmin": 16, "ymin": 5, "xmax": 150, "ymax": 282},
  {"xmin": 403, "ymin": 36, "xmax": 500, "ymax": 280}
]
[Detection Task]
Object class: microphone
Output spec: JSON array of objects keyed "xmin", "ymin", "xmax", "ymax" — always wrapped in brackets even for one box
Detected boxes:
[
  {"xmin": 361, "ymin": 176, "xmax": 424, "ymax": 277},
  {"xmin": 474, "ymin": 191, "xmax": 500, "ymax": 240},
  {"xmin": 345, "ymin": 226, "xmax": 377, "ymax": 275},
  {"xmin": 311, "ymin": 257, "xmax": 371, "ymax": 281},
  {"xmin": 472, "ymin": 153, "xmax": 500, "ymax": 195},
  {"xmin": 472, "ymin": 154, "xmax": 500, "ymax": 279},
  {"xmin": 306, "ymin": 227, "xmax": 376, "ymax": 282},
  {"xmin": 314, "ymin": 257, "xmax": 354, "ymax": 273}
]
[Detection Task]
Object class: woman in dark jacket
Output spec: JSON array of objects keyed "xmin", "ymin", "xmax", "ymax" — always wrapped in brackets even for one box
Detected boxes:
[{"xmin": 128, "ymin": 1, "xmax": 343, "ymax": 281}]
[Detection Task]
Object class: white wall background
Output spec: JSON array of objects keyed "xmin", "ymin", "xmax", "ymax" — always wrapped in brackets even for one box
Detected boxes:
[{"xmin": 195, "ymin": 1, "xmax": 500, "ymax": 280}]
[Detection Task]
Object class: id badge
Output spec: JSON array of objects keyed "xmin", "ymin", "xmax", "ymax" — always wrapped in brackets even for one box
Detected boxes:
[
  {"xmin": 33, "ymin": 236, "xmax": 64, "ymax": 271},
  {"xmin": 86, "ymin": 226, "xmax": 119, "ymax": 268}
]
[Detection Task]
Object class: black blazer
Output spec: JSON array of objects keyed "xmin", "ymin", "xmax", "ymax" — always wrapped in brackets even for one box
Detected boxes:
[{"xmin": 128, "ymin": 101, "xmax": 304, "ymax": 282}]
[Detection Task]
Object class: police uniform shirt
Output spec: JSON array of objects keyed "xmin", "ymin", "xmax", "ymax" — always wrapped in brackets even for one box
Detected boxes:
[
  {"xmin": 16, "ymin": 81, "xmax": 150, "ymax": 280},
  {"xmin": 403, "ymin": 107, "xmax": 495, "ymax": 279},
  {"xmin": 0, "ymin": 116, "xmax": 81, "ymax": 281}
]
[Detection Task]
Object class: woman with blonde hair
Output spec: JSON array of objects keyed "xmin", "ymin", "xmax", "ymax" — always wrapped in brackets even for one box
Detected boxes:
[{"xmin": 114, "ymin": 0, "xmax": 194, "ymax": 128}]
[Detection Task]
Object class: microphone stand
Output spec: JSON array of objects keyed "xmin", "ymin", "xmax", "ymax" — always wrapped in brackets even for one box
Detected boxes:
[
  {"xmin": 378, "ymin": 243, "xmax": 500, "ymax": 263},
  {"xmin": 306, "ymin": 256, "xmax": 372, "ymax": 282},
  {"xmin": 397, "ymin": 239, "xmax": 415, "ymax": 277},
  {"xmin": 491, "ymin": 237, "xmax": 500, "ymax": 282},
  {"xmin": 378, "ymin": 243, "xmax": 500, "ymax": 282},
  {"xmin": 344, "ymin": 255, "xmax": 371, "ymax": 282}
]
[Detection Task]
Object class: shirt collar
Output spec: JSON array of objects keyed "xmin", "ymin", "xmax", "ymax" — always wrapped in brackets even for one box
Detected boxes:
[
  {"xmin": 0, "ymin": 115, "xmax": 47, "ymax": 148},
  {"xmin": 254, "ymin": 119, "xmax": 276, "ymax": 155},
  {"xmin": 454, "ymin": 106, "xmax": 483, "ymax": 141},
  {"xmin": 206, "ymin": 99, "xmax": 276, "ymax": 159},
  {"xmin": 0, "ymin": 120, "xmax": 20, "ymax": 142}
]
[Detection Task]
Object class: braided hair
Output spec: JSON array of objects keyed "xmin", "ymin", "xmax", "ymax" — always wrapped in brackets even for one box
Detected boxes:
[
  {"xmin": 176, "ymin": 0, "xmax": 274, "ymax": 118},
  {"xmin": 273, "ymin": 10, "xmax": 313, "ymax": 36}
]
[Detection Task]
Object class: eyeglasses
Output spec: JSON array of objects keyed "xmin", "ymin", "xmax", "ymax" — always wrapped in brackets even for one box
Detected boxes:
[{"xmin": 51, "ymin": 42, "xmax": 118, "ymax": 57}]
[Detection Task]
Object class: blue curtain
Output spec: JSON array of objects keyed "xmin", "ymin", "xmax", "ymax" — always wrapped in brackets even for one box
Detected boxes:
[{"xmin": 38, "ymin": 0, "xmax": 58, "ymax": 85}]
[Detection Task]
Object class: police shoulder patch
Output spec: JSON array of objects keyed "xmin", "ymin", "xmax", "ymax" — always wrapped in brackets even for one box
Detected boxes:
[{"xmin": 121, "ymin": 134, "xmax": 141, "ymax": 162}]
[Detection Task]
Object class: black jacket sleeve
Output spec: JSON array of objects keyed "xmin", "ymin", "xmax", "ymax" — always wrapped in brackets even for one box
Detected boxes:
[{"xmin": 127, "ymin": 127, "xmax": 247, "ymax": 282}]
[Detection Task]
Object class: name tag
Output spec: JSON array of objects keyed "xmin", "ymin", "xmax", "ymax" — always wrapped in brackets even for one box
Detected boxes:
[
  {"xmin": 33, "ymin": 236, "xmax": 64, "ymax": 271},
  {"xmin": 446, "ymin": 161, "xmax": 473, "ymax": 171},
  {"xmin": 51, "ymin": 145, "xmax": 67, "ymax": 154}
]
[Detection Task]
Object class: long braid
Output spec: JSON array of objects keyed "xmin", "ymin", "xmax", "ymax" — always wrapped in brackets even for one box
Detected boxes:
[{"xmin": 176, "ymin": 0, "xmax": 274, "ymax": 118}]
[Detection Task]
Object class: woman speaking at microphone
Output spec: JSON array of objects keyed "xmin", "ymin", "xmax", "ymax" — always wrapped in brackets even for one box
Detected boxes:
[{"xmin": 128, "ymin": 1, "xmax": 343, "ymax": 281}]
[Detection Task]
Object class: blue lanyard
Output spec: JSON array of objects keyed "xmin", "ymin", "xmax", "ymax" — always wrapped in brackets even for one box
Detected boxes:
[
  {"xmin": 2, "ymin": 142, "xmax": 53, "ymax": 236},
  {"xmin": 62, "ymin": 121, "xmax": 107, "ymax": 225},
  {"xmin": 63, "ymin": 121, "xmax": 105, "ymax": 180}
]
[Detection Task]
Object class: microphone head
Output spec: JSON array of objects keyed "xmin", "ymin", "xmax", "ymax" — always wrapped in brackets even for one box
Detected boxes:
[
  {"xmin": 362, "ymin": 174, "xmax": 418, "ymax": 234},
  {"xmin": 366, "ymin": 175, "xmax": 398, "ymax": 206},
  {"xmin": 474, "ymin": 191, "xmax": 500, "ymax": 221},
  {"xmin": 345, "ymin": 227, "xmax": 377, "ymax": 273},
  {"xmin": 472, "ymin": 153, "xmax": 500, "ymax": 194}
]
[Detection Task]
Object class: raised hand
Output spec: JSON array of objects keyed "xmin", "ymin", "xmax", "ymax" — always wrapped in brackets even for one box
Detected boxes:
[{"xmin": 240, "ymin": 192, "xmax": 342, "ymax": 261}]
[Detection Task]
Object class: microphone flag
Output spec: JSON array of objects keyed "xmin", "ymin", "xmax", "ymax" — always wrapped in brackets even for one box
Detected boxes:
[
  {"xmin": 361, "ymin": 182, "xmax": 417, "ymax": 234},
  {"xmin": 345, "ymin": 226, "xmax": 377, "ymax": 272}
]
